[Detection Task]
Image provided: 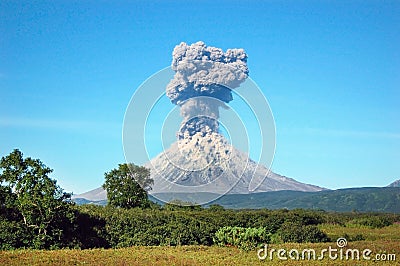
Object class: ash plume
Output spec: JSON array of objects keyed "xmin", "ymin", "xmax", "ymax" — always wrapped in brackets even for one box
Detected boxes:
[{"xmin": 166, "ymin": 41, "xmax": 249, "ymax": 140}]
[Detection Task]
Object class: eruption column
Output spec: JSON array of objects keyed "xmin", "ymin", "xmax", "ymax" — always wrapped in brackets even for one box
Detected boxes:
[{"xmin": 166, "ymin": 41, "xmax": 249, "ymax": 140}]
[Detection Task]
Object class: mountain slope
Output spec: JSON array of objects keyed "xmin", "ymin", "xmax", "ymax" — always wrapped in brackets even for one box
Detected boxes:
[
  {"xmin": 72, "ymin": 169, "xmax": 324, "ymax": 203},
  {"xmin": 145, "ymin": 142, "xmax": 324, "ymax": 196},
  {"xmin": 71, "ymin": 187, "xmax": 106, "ymax": 201},
  {"xmin": 388, "ymin": 179, "xmax": 400, "ymax": 187},
  {"xmin": 209, "ymin": 187, "xmax": 400, "ymax": 212}
]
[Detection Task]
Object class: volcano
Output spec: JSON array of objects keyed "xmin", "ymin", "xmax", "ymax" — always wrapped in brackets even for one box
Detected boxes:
[
  {"xmin": 146, "ymin": 133, "xmax": 324, "ymax": 198},
  {"xmin": 143, "ymin": 128, "xmax": 325, "ymax": 205}
]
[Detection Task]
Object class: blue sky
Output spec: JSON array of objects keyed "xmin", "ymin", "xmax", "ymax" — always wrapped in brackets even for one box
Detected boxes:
[{"xmin": 1, "ymin": 1, "xmax": 399, "ymax": 194}]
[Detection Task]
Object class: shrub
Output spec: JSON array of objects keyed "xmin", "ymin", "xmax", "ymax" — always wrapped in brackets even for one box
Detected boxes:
[
  {"xmin": 343, "ymin": 233, "xmax": 365, "ymax": 241},
  {"xmin": 214, "ymin": 226, "xmax": 270, "ymax": 251},
  {"xmin": 348, "ymin": 216, "xmax": 393, "ymax": 229},
  {"xmin": 0, "ymin": 218, "xmax": 31, "ymax": 250},
  {"xmin": 208, "ymin": 204, "xmax": 225, "ymax": 211},
  {"xmin": 278, "ymin": 222, "xmax": 330, "ymax": 243}
]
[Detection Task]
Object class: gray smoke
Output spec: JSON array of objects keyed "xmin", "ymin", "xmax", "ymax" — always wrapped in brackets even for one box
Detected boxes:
[{"xmin": 166, "ymin": 41, "xmax": 249, "ymax": 140}]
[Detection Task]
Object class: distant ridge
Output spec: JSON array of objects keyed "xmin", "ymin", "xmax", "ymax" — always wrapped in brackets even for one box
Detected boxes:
[
  {"xmin": 208, "ymin": 187, "xmax": 400, "ymax": 212},
  {"xmin": 72, "ymin": 187, "xmax": 400, "ymax": 213}
]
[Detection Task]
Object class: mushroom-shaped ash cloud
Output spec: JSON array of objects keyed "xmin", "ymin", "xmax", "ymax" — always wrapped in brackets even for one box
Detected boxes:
[{"xmin": 166, "ymin": 41, "xmax": 249, "ymax": 140}]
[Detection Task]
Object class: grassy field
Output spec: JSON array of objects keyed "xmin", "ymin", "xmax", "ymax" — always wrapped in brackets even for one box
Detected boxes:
[
  {"xmin": 319, "ymin": 222, "xmax": 400, "ymax": 242},
  {"xmin": 1, "ymin": 224, "xmax": 399, "ymax": 265}
]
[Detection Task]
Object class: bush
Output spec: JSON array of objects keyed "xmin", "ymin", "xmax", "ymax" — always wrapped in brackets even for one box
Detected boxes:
[
  {"xmin": 208, "ymin": 204, "xmax": 225, "ymax": 211},
  {"xmin": 278, "ymin": 222, "xmax": 330, "ymax": 243},
  {"xmin": 348, "ymin": 216, "xmax": 393, "ymax": 228},
  {"xmin": 214, "ymin": 226, "xmax": 270, "ymax": 251},
  {"xmin": 343, "ymin": 233, "xmax": 365, "ymax": 241},
  {"xmin": 0, "ymin": 218, "xmax": 31, "ymax": 250},
  {"xmin": 72, "ymin": 208, "xmax": 110, "ymax": 249}
]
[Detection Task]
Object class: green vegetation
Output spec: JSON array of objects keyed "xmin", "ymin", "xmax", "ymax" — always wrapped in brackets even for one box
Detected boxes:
[
  {"xmin": 214, "ymin": 226, "xmax": 270, "ymax": 250},
  {"xmin": 208, "ymin": 187, "xmax": 400, "ymax": 212},
  {"xmin": 103, "ymin": 163, "xmax": 153, "ymax": 209},
  {"xmin": 3, "ymin": 202, "xmax": 399, "ymax": 251},
  {"xmin": 277, "ymin": 221, "xmax": 329, "ymax": 243},
  {"xmin": 0, "ymin": 149, "xmax": 75, "ymax": 249}
]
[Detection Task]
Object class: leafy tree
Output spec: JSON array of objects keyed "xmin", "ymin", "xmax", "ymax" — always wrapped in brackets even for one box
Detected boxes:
[
  {"xmin": 103, "ymin": 163, "xmax": 153, "ymax": 209},
  {"xmin": 0, "ymin": 149, "xmax": 75, "ymax": 249}
]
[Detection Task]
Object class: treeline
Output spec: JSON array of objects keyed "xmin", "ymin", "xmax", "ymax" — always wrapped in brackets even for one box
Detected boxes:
[
  {"xmin": 1, "ymin": 149, "xmax": 399, "ymax": 250},
  {"xmin": 73, "ymin": 205, "xmax": 333, "ymax": 249},
  {"xmin": 2, "ymin": 202, "xmax": 399, "ymax": 250}
]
